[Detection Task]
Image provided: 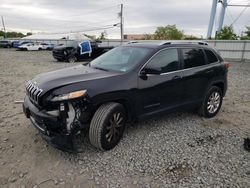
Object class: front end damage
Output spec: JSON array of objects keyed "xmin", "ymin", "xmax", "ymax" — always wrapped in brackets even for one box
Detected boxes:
[{"xmin": 23, "ymin": 96, "xmax": 91, "ymax": 152}]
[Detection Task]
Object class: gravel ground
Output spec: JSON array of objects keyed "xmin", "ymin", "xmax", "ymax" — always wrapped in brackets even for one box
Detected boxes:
[{"xmin": 0, "ymin": 48, "xmax": 250, "ymax": 187}]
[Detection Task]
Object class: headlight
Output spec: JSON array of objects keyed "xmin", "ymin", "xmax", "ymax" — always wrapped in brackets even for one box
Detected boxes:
[{"xmin": 51, "ymin": 90, "xmax": 87, "ymax": 102}]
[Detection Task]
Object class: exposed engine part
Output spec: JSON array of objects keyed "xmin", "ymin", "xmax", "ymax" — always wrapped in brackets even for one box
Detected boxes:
[
  {"xmin": 66, "ymin": 103, "xmax": 75, "ymax": 133},
  {"xmin": 66, "ymin": 101, "xmax": 91, "ymax": 134}
]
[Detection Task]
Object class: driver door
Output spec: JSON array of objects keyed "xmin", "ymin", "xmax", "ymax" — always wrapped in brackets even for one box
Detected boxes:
[{"xmin": 137, "ymin": 48, "xmax": 183, "ymax": 117}]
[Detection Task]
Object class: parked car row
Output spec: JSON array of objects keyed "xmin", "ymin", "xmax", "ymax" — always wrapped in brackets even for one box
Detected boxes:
[
  {"xmin": 17, "ymin": 42, "xmax": 54, "ymax": 51},
  {"xmin": 0, "ymin": 40, "xmax": 55, "ymax": 50}
]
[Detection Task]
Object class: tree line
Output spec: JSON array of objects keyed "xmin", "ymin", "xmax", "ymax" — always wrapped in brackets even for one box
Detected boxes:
[
  {"xmin": 2, "ymin": 25, "xmax": 250, "ymax": 40},
  {"xmin": 145, "ymin": 25, "xmax": 250, "ymax": 40},
  {"xmin": 0, "ymin": 31, "xmax": 32, "ymax": 38}
]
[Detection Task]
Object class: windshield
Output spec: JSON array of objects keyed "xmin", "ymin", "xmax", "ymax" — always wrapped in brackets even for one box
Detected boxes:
[{"xmin": 90, "ymin": 46, "xmax": 151, "ymax": 72}]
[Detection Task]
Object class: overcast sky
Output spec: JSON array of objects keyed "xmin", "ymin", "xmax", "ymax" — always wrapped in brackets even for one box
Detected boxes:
[{"xmin": 0, "ymin": 0, "xmax": 249, "ymax": 38}]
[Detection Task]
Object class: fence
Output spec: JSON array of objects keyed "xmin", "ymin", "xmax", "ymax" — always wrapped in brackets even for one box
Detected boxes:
[
  {"xmin": 205, "ymin": 40, "xmax": 250, "ymax": 62},
  {"xmin": 100, "ymin": 39, "xmax": 250, "ymax": 62},
  {"xmin": 13, "ymin": 38, "xmax": 250, "ymax": 62}
]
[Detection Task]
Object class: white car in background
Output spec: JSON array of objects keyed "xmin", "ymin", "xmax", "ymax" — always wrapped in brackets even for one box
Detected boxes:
[
  {"xmin": 40, "ymin": 43, "xmax": 54, "ymax": 50},
  {"xmin": 18, "ymin": 43, "xmax": 44, "ymax": 51}
]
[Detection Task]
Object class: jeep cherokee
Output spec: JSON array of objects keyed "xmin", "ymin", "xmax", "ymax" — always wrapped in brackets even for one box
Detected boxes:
[{"xmin": 23, "ymin": 41, "xmax": 229, "ymax": 151}]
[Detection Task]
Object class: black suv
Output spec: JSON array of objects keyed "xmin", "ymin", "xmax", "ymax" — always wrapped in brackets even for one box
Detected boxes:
[
  {"xmin": 52, "ymin": 41, "xmax": 112, "ymax": 63},
  {"xmin": 23, "ymin": 41, "xmax": 229, "ymax": 151}
]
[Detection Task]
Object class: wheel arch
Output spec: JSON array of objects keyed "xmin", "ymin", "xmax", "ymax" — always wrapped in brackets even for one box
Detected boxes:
[
  {"xmin": 92, "ymin": 96, "xmax": 135, "ymax": 122},
  {"xmin": 211, "ymin": 81, "xmax": 225, "ymax": 96},
  {"xmin": 205, "ymin": 80, "xmax": 226, "ymax": 98}
]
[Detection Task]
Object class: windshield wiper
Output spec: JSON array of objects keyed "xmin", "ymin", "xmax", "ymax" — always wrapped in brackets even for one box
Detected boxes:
[{"xmin": 92, "ymin": 66, "xmax": 109, "ymax": 72}]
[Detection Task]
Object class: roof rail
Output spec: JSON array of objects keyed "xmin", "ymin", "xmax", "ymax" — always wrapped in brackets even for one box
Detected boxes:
[
  {"xmin": 126, "ymin": 40, "xmax": 209, "ymax": 46},
  {"xmin": 161, "ymin": 41, "xmax": 208, "ymax": 46}
]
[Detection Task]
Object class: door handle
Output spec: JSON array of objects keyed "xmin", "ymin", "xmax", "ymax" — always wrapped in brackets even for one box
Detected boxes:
[{"xmin": 172, "ymin": 75, "xmax": 182, "ymax": 80}]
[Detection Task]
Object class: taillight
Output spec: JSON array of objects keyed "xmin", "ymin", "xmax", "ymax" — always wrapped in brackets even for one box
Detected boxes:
[{"xmin": 223, "ymin": 62, "xmax": 231, "ymax": 69}]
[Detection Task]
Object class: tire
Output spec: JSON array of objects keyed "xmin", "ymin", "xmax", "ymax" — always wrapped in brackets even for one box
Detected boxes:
[
  {"xmin": 38, "ymin": 48, "xmax": 42, "ymax": 51},
  {"xmin": 89, "ymin": 102, "xmax": 126, "ymax": 150},
  {"xmin": 68, "ymin": 56, "xmax": 77, "ymax": 63},
  {"xmin": 56, "ymin": 58, "xmax": 63, "ymax": 62},
  {"xmin": 198, "ymin": 86, "xmax": 223, "ymax": 118}
]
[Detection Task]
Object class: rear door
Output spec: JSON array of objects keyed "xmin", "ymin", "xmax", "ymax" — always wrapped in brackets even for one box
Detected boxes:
[
  {"xmin": 180, "ymin": 48, "xmax": 212, "ymax": 104},
  {"xmin": 137, "ymin": 48, "xmax": 183, "ymax": 116}
]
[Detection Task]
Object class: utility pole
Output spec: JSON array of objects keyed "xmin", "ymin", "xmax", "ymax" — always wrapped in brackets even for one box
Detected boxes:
[
  {"xmin": 1, "ymin": 16, "xmax": 6, "ymax": 38},
  {"xmin": 217, "ymin": 0, "xmax": 228, "ymax": 33},
  {"xmin": 120, "ymin": 4, "xmax": 124, "ymax": 43},
  {"xmin": 207, "ymin": 0, "xmax": 218, "ymax": 39}
]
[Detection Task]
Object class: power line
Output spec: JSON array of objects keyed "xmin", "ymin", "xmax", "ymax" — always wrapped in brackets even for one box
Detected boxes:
[
  {"xmin": 64, "ymin": 5, "xmax": 120, "ymax": 18},
  {"xmin": 41, "ymin": 24, "xmax": 118, "ymax": 35},
  {"xmin": 230, "ymin": 1, "xmax": 250, "ymax": 26}
]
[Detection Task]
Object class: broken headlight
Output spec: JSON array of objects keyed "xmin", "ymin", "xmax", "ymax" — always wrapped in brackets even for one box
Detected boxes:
[{"xmin": 51, "ymin": 90, "xmax": 87, "ymax": 102}]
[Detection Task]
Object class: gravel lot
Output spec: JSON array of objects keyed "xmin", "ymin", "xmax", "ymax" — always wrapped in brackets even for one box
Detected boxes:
[{"xmin": 0, "ymin": 48, "xmax": 250, "ymax": 187}]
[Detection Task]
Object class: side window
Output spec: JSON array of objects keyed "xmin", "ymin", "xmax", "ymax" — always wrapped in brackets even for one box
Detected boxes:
[
  {"xmin": 204, "ymin": 49, "xmax": 218, "ymax": 63},
  {"xmin": 145, "ymin": 49, "xmax": 179, "ymax": 74},
  {"xmin": 182, "ymin": 48, "xmax": 206, "ymax": 69}
]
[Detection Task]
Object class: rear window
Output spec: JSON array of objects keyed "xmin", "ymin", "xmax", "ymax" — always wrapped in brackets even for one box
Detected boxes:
[
  {"xmin": 204, "ymin": 49, "xmax": 218, "ymax": 63},
  {"xmin": 182, "ymin": 48, "xmax": 206, "ymax": 69}
]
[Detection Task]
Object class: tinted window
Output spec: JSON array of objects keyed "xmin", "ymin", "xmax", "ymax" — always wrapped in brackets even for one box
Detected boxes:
[
  {"xmin": 182, "ymin": 48, "xmax": 205, "ymax": 69},
  {"xmin": 145, "ymin": 49, "xmax": 179, "ymax": 73},
  {"xmin": 205, "ymin": 49, "xmax": 218, "ymax": 63}
]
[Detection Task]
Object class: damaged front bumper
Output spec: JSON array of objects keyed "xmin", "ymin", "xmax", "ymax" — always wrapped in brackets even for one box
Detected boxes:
[{"xmin": 23, "ymin": 96, "xmax": 81, "ymax": 152}]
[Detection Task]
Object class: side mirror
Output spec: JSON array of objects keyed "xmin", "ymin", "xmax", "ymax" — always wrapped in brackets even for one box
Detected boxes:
[
  {"xmin": 139, "ymin": 68, "xmax": 161, "ymax": 80},
  {"xmin": 143, "ymin": 67, "xmax": 161, "ymax": 75},
  {"xmin": 139, "ymin": 70, "xmax": 148, "ymax": 80}
]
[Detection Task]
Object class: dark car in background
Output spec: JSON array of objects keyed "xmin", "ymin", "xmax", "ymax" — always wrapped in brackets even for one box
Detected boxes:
[
  {"xmin": 23, "ymin": 41, "xmax": 229, "ymax": 152},
  {"xmin": 0, "ymin": 40, "xmax": 12, "ymax": 48},
  {"xmin": 52, "ymin": 40, "xmax": 112, "ymax": 63}
]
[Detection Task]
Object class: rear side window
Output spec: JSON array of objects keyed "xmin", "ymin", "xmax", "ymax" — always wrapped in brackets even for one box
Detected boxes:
[
  {"xmin": 182, "ymin": 48, "xmax": 205, "ymax": 69},
  {"xmin": 145, "ymin": 48, "xmax": 179, "ymax": 73},
  {"xmin": 204, "ymin": 49, "xmax": 218, "ymax": 63}
]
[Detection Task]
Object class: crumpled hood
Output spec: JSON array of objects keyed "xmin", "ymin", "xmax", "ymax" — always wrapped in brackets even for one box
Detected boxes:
[{"xmin": 31, "ymin": 65, "xmax": 117, "ymax": 94}]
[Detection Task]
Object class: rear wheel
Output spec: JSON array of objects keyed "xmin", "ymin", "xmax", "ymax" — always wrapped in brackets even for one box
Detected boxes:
[
  {"xmin": 89, "ymin": 102, "xmax": 126, "ymax": 150},
  {"xmin": 198, "ymin": 86, "xmax": 223, "ymax": 118}
]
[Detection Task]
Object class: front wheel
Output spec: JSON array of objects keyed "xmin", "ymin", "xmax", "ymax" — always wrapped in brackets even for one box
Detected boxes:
[
  {"xmin": 89, "ymin": 102, "xmax": 126, "ymax": 150},
  {"xmin": 68, "ymin": 56, "xmax": 77, "ymax": 63},
  {"xmin": 198, "ymin": 86, "xmax": 223, "ymax": 118}
]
